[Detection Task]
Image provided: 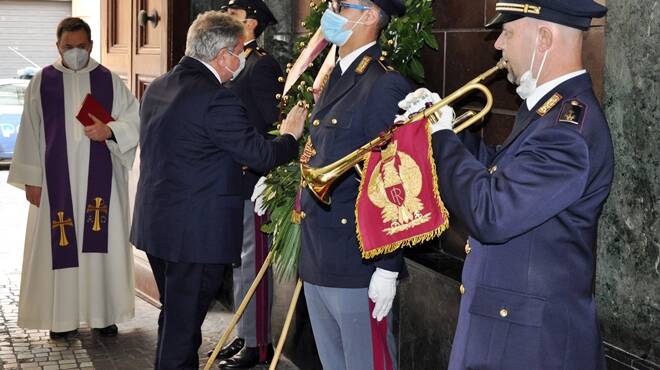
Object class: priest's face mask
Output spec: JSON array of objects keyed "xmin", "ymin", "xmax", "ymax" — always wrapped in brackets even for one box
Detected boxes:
[{"xmin": 57, "ymin": 30, "xmax": 93, "ymax": 71}]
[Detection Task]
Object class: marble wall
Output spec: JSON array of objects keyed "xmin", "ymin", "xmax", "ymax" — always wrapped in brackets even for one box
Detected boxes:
[{"xmin": 597, "ymin": 0, "xmax": 660, "ymax": 366}]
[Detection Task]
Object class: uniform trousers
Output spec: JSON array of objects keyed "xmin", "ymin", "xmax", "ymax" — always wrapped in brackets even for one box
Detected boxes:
[
  {"xmin": 233, "ymin": 200, "xmax": 273, "ymax": 350},
  {"xmin": 147, "ymin": 254, "xmax": 226, "ymax": 370},
  {"xmin": 304, "ymin": 282, "xmax": 397, "ymax": 370}
]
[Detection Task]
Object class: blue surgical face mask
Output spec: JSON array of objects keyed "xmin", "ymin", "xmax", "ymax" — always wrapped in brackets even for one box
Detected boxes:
[{"xmin": 320, "ymin": 7, "xmax": 366, "ymax": 47}]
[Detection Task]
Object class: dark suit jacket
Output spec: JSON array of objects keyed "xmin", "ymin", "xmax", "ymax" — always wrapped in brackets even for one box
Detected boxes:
[
  {"xmin": 130, "ymin": 56, "xmax": 298, "ymax": 264},
  {"xmin": 434, "ymin": 73, "xmax": 614, "ymax": 370},
  {"xmin": 298, "ymin": 44, "xmax": 413, "ymax": 288},
  {"xmin": 226, "ymin": 40, "xmax": 284, "ymax": 199}
]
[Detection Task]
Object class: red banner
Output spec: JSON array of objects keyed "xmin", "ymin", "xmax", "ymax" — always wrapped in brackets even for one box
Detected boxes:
[{"xmin": 356, "ymin": 118, "xmax": 449, "ymax": 259}]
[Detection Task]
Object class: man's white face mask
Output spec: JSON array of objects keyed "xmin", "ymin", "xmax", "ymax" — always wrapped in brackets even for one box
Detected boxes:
[
  {"xmin": 62, "ymin": 48, "xmax": 90, "ymax": 71},
  {"xmin": 515, "ymin": 31, "xmax": 549, "ymax": 100},
  {"xmin": 223, "ymin": 49, "xmax": 246, "ymax": 81}
]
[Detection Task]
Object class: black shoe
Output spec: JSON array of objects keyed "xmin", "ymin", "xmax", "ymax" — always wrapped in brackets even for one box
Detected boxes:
[
  {"xmin": 94, "ymin": 324, "xmax": 118, "ymax": 337},
  {"xmin": 49, "ymin": 329, "xmax": 78, "ymax": 340},
  {"xmin": 219, "ymin": 344, "xmax": 274, "ymax": 369},
  {"xmin": 208, "ymin": 337, "xmax": 245, "ymax": 360}
]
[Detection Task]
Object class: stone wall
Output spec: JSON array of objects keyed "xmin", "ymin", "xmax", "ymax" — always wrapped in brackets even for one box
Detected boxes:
[{"xmin": 597, "ymin": 0, "xmax": 660, "ymax": 366}]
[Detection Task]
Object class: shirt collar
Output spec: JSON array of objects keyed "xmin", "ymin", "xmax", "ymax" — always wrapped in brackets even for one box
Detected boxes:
[
  {"xmin": 338, "ymin": 41, "xmax": 377, "ymax": 75},
  {"xmin": 194, "ymin": 57, "xmax": 223, "ymax": 84},
  {"xmin": 244, "ymin": 39, "xmax": 256, "ymax": 46},
  {"xmin": 526, "ymin": 69, "xmax": 587, "ymax": 110}
]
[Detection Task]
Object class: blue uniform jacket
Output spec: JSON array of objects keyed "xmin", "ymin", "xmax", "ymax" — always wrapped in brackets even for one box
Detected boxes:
[
  {"xmin": 131, "ymin": 56, "xmax": 298, "ymax": 264},
  {"xmin": 433, "ymin": 73, "xmax": 614, "ymax": 370},
  {"xmin": 226, "ymin": 40, "xmax": 284, "ymax": 199},
  {"xmin": 299, "ymin": 44, "xmax": 413, "ymax": 288}
]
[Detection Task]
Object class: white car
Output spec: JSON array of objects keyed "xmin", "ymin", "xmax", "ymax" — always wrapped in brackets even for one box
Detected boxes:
[{"xmin": 0, "ymin": 78, "xmax": 29, "ymax": 161}]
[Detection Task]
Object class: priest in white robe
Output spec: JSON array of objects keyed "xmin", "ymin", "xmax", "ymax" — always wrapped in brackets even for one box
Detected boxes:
[{"xmin": 7, "ymin": 17, "xmax": 139, "ymax": 338}]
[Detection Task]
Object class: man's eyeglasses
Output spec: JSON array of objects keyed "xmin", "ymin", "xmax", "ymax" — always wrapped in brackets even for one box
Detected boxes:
[{"xmin": 330, "ymin": 1, "xmax": 371, "ymax": 14}]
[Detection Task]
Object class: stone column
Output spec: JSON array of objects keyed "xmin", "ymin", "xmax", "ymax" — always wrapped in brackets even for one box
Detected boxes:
[{"xmin": 597, "ymin": 0, "xmax": 660, "ymax": 365}]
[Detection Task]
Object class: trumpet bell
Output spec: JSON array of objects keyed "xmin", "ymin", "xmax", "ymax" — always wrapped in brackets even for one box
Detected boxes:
[{"xmin": 300, "ymin": 163, "xmax": 333, "ymax": 205}]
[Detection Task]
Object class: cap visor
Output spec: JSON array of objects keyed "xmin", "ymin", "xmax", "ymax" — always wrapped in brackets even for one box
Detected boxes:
[{"xmin": 485, "ymin": 13, "xmax": 523, "ymax": 28}]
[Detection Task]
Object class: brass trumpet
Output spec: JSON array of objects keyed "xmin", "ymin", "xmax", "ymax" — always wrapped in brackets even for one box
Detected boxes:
[{"xmin": 301, "ymin": 58, "xmax": 508, "ymax": 205}]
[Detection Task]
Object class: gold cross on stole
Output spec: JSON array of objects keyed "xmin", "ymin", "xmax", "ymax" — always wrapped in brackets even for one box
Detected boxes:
[
  {"xmin": 86, "ymin": 197, "xmax": 108, "ymax": 232},
  {"xmin": 52, "ymin": 211, "xmax": 74, "ymax": 247}
]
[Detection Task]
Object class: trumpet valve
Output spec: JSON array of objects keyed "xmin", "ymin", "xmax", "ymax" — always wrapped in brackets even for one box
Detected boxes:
[{"xmin": 428, "ymin": 110, "xmax": 442, "ymax": 124}]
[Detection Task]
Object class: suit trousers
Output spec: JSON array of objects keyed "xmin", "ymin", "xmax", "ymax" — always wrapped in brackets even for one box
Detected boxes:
[
  {"xmin": 147, "ymin": 254, "xmax": 226, "ymax": 370},
  {"xmin": 233, "ymin": 200, "xmax": 273, "ymax": 349},
  {"xmin": 304, "ymin": 282, "xmax": 398, "ymax": 370}
]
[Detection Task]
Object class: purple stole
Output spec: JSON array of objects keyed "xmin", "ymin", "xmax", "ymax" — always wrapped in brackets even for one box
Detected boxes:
[{"xmin": 41, "ymin": 65, "xmax": 114, "ymax": 270}]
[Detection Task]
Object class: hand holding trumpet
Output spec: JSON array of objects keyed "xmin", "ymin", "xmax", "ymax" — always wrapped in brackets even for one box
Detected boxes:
[{"xmin": 396, "ymin": 88, "xmax": 455, "ymax": 133}]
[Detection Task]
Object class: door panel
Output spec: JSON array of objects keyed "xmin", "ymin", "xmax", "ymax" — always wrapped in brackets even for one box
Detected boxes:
[
  {"xmin": 101, "ymin": 0, "xmax": 132, "ymax": 83},
  {"xmin": 133, "ymin": 0, "xmax": 165, "ymax": 93}
]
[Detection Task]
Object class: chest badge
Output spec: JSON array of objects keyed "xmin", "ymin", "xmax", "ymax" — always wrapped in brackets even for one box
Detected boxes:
[{"xmin": 299, "ymin": 137, "xmax": 317, "ymax": 164}]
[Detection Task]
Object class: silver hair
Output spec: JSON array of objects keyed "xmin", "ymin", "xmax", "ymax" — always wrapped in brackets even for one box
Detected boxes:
[
  {"xmin": 185, "ymin": 11, "xmax": 244, "ymax": 62},
  {"xmin": 359, "ymin": 0, "xmax": 390, "ymax": 31}
]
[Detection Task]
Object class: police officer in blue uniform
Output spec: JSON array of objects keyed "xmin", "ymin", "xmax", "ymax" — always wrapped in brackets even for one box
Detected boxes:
[
  {"xmin": 426, "ymin": 1, "xmax": 613, "ymax": 369},
  {"xmin": 217, "ymin": 0, "xmax": 282, "ymax": 368},
  {"xmin": 295, "ymin": 0, "xmax": 412, "ymax": 369}
]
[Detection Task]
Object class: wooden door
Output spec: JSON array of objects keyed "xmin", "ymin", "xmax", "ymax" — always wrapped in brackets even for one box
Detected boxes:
[{"xmin": 101, "ymin": 0, "xmax": 190, "ymax": 306}]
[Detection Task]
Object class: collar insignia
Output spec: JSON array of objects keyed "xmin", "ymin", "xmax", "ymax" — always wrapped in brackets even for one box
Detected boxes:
[
  {"xmin": 355, "ymin": 55, "xmax": 373, "ymax": 75},
  {"xmin": 536, "ymin": 93, "xmax": 562, "ymax": 116}
]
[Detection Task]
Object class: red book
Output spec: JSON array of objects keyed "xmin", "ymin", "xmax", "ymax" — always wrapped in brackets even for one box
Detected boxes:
[{"xmin": 76, "ymin": 93, "xmax": 113, "ymax": 126}]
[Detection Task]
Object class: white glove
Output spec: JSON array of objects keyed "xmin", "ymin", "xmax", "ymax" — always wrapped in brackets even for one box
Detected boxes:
[
  {"xmin": 394, "ymin": 88, "xmax": 455, "ymax": 134},
  {"xmin": 430, "ymin": 104, "xmax": 455, "ymax": 133},
  {"xmin": 368, "ymin": 268, "xmax": 399, "ymax": 321},
  {"xmin": 251, "ymin": 176, "xmax": 268, "ymax": 216}
]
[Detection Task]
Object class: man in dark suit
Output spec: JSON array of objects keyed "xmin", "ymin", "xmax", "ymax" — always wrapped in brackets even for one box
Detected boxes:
[
  {"xmin": 296, "ymin": 0, "xmax": 412, "ymax": 369},
  {"xmin": 216, "ymin": 1, "xmax": 282, "ymax": 367},
  {"xmin": 130, "ymin": 11, "xmax": 306, "ymax": 370},
  {"xmin": 426, "ymin": 1, "xmax": 613, "ymax": 369}
]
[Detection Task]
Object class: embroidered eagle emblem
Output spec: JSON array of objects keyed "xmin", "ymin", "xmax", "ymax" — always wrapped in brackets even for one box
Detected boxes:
[{"xmin": 367, "ymin": 141, "xmax": 431, "ymax": 234}]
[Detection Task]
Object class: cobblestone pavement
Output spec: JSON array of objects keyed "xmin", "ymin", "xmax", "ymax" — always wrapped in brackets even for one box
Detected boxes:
[{"xmin": 0, "ymin": 170, "xmax": 298, "ymax": 370}]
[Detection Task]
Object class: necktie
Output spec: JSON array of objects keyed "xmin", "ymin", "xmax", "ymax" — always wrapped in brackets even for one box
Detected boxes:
[{"xmin": 325, "ymin": 62, "xmax": 342, "ymax": 94}]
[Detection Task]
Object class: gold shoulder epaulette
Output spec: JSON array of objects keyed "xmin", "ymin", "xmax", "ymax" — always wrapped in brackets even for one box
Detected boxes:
[
  {"xmin": 355, "ymin": 55, "xmax": 373, "ymax": 75},
  {"xmin": 255, "ymin": 47, "xmax": 267, "ymax": 57},
  {"xmin": 244, "ymin": 48, "xmax": 254, "ymax": 59},
  {"xmin": 536, "ymin": 93, "xmax": 562, "ymax": 116}
]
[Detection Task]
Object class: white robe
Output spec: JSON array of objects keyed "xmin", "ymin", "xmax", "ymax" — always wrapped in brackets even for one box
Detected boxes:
[{"xmin": 7, "ymin": 58, "xmax": 139, "ymax": 331}]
